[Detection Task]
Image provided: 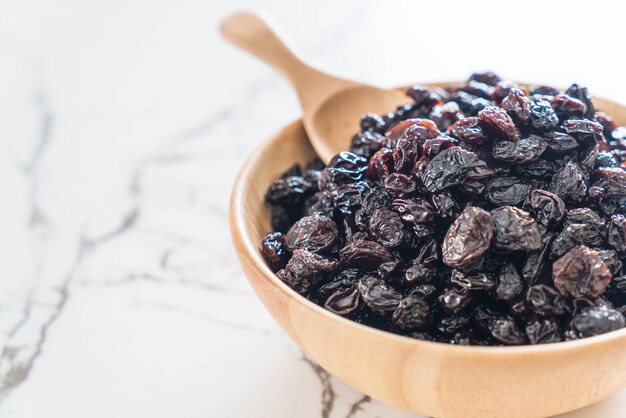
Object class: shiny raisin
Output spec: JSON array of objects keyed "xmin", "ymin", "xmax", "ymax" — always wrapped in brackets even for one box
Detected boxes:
[{"xmin": 443, "ymin": 207, "xmax": 494, "ymax": 268}]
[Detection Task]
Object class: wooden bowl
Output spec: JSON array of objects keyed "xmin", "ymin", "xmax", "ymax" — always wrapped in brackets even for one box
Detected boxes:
[{"xmin": 229, "ymin": 84, "xmax": 626, "ymax": 418}]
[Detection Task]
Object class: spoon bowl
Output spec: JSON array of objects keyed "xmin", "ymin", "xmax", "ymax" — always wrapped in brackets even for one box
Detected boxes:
[
  {"xmin": 230, "ymin": 83, "xmax": 626, "ymax": 418},
  {"xmin": 309, "ymin": 85, "xmax": 408, "ymax": 162}
]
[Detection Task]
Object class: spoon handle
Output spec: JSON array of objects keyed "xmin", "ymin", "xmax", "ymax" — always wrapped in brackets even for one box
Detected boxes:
[{"xmin": 220, "ymin": 11, "xmax": 351, "ymax": 111}]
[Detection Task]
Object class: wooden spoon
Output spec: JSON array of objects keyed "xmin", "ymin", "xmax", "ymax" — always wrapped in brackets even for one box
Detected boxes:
[{"xmin": 220, "ymin": 11, "xmax": 408, "ymax": 163}]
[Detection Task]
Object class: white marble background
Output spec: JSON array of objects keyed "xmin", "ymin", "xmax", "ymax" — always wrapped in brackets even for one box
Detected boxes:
[{"xmin": 1, "ymin": 0, "xmax": 626, "ymax": 416}]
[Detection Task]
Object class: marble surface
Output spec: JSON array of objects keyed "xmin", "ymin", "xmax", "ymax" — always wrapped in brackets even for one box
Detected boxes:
[{"xmin": 1, "ymin": 0, "xmax": 626, "ymax": 416}]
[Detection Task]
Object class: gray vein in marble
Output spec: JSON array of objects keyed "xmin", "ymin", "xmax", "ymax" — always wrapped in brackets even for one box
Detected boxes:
[
  {"xmin": 0, "ymin": 76, "xmax": 56, "ymax": 398},
  {"xmin": 20, "ymin": 90, "xmax": 52, "ymax": 175},
  {"xmin": 0, "ymin": 78, "xmax": 54, "ymax": 391},
  {"xmin": 0, "ymin": 206, "xmax": 138, "ymax": 399},
  {"xmin": 0, "ymin": 242, "xmax": 76, "ymax": 396},
  {"xmin": 345, "ymin": 395, "xmax": 371, "ymax": 418},
  {"xmin": 15, "ymin": 76, "xmax": 54, "ymax": 231},
  {"xmin": 128, "ymin": 76, "xmax": 279, "ymax": 171},
  {"xmin": 85, "ymin": 208, "xmax": 139, "ymax": 249},
  {"xmin": 303, "ymin": 356, "xmax": 336, "ymax": 418},
  {"xmin": 0, "ymin": 250, "xmax": 74, "ymax": 397}
]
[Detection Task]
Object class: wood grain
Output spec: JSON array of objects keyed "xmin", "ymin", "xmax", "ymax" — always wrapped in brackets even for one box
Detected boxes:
[
  {"xmin": 220, "ymin": 11, "xmax": 407, "ymax": 163},
  {"xmin": 229, "ymin": 85, "xmax": 626, "ymax": 418}
]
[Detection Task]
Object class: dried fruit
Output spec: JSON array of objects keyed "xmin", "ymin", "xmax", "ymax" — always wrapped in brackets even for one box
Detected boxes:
[
  {"xmin": 322, "ymin": 151, "xmax": 368, "ymax": 187},
  {"xmin": 340, "ymin": 239, "xmax": 395, "ymax": 271},
  {"xmin": 543, "ymin": 132, "xmax": 578, "ymax": 155},
  {"xmin": 431, "ymin": 192, "xmax": 460, "ymax": 219},
  {"xmin": 553, "ymin": 246, "xmax": 612, "ymax": 299},
  {"xmin": 429, "ymin": 102, "xmax": 463, "ymax": 130},
  {"xmin": 550, "ymin": 209, "xmax": 605, "ymax": 259},
  {"xmin": 549, "ymin": 160, "xmax": 587, "ymax": 203},
  {"xmin": 525, "ymin": 320, "xmax": 561, "ymax": 344},
  {"xmin": 485, "ymin": 175, "xmax": 531, "ymax": 206},
  {"xmin": 368, "ymin": 148, "xmax": 394, "ymax": 181},
  {"xmin": 358, "ymin": 276, "xmax": 403, "ymax": 315},
  {"xmin": 439, "ymin": 287, "xmax": 473, "ymax": 314},
  {"xmin": 565, "ymin": 83, "xmax": 595, "ymax": 119},
  {"xmin": 392, "ymin": 296, "xmax": 431, "ymax": 331},
  {"xmin": 529, "ymin": 100, "xmax": 559, "ymax": 131},
  {"xmin": 384, "ymin": 173, "xmax": 416, "ymax": 196},
  {"xmin": 422, "ymin": 147, "xmax": 492, "ymax": 192},
  {"xmin": 265, "ymin": 176, "xmax": 312, "ymax": 206},
  {"xmin": 608, "ymin": 214, "xmax": 626, "ymax": 252},
  {"xmin": 526, "ymin": 285, "xmax": 569, "ymax": 317},
  {"xmin": 391, "ymin": 198, "xmax": 435, "ymax": 224},
  {"xmin": 263, "ymin": 72, "xmax": 626, "ymax": 345},
  {"xmin": 261, "ymin": 232, "xmax": 290, "ymax": 272},
  {"xmin": 572, "ymin": 306, "xmax": 625, "ymax": 337},
  {"xmin": 285, "ymin": 215, "xmax": 338, "ymax": 253},
  {"xmin": 492, "ymin": 135, "xmax": 547, "ymax": 163},
  {"xmin": 501, "ymin": 88, "xmax": 531, "ymax": 122},
  {"xmin": 324, "ymin": 285, "xmax": 361, "ymax": 316},
  {"xmin": 368, "ymin": 209, "xmax": 405, "ymax": 248},
  {"xmin": 550, "ymin": 94, "xmax": 586, "ymax": 120},
  {"xmin": 495, "ymin": 263, "xmax": 523, "ymax": 301},
  {"xmin": 592, "ymin": 168, "xmax": 626, "ymax": 197},
  {"xmin": 469, "ymin": 71, "xmax": 501, "ymax": 86},
  {"xmin": 360, "ymin": 113, "xmax": 387, "ymax": 134},
  {"xmin": 563, "ymin": 119, "xmax": 604, "ymax": 144},
  {"xmin": 491, "ymin": 206, "xmax": 541, "ymax": 252},
  {"xmin": 385, "ymin": 118, "xmax": 441, "ymax": 147},
  {"xmin": 451, "ymin": 270, "xmax": 496, "ymax": 290},
  {"xmin": 478, "ymin": 106, "xmax": 521, "ymax": 141},
  {"xmin": 448, "ymin": 117, "xmax": 487, "ymax": 143},
  {"xmin": 525, "ymin": 190, "xmax": 565, "ymax": 229},
  {"xmin": 487, "ymin": 318, "xmax": 526, "ymax": 345},
  {"xmin": 403, "ymin": 262, "xmax": 435, "ymax": 287},
  {"xmin": 443, "ymin": 207, "xmax": 494, "ymax": 268},
  {"xmin": 279, "ymin": 249, "xmax": 339, "ymax": 294},
  {"xmin": 422, "ymin": 135, "xmax": 458, "ymax": 158}
]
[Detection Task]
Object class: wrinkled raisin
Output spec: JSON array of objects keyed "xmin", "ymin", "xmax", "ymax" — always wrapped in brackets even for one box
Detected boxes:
[
  {"xmin": 422, "ymin": 147, "xmax": 492, "ymax": 192},
  {"xmin": 529, "ymin": 100, "xmax": 559, "ymax": 132},
  {"xmin": 443, "ymin": 207, "xmax": 494, "ymax": 268},
  {"xmin": 368, "ymin": 209, "xmax": 405, "ymax": 248},
  {"xmin": 525, "ymin": 320, "xmax": 561, "ymax": 344},
  {"xmin": 549, "ymin": 160, "xmax": 587, "ymax": 203},
  {"xmin": 525, "ymin": 189, "xmax": 565, "ymax": 229},
  {"xmin": 491, "ymin": 206, "xmax": 541, "ymax": 252},
  {"xmin": 478, "ymin": 106, "xmax": 521, "ymax": 141},
  {"xmin": 492, "ymin": 135, "xmax": 547, "ymax": 163},
  {"xmin": 358, "ymin": 276, "xmax": 403, "ymax": 315},
  {"xmin": 501, "ymin": 88, "xmax": 531, "ymax": 122},
  {"xmin": 340, "ymin": 239, "xmax": 395, "ymax": 271},
  {"xmin": 495, "ymin": 263, "xmax": 523, "ymax": 301},
  {"xmin": 285, "ymin": 215, "xmax": 338, "ymax": 253},
  {"xmin": 553, "ymin": 246, "xmax": 612, "ymax": 299},
  {"xmin": 392, "ymin": 296, "xmax": 431, "ymax": 331},
  {"xmin": 608, "ymin": 214, "xmax": 626, "ymax": 252},
  {"xmin": 448, "ymin": 117, "xmax": 487, "ymax": 143}
]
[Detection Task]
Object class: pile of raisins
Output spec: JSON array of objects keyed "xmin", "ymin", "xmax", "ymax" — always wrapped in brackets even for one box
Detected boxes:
[{"xmin": 261, "ymin": 72, "xmax": 626, "ymax": 346}]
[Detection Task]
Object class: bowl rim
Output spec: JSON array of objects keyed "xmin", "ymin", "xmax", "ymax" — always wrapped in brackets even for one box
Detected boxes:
[{"xmin": 230, "ymin": 94, "xmax": 626, "ymax": 357}]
